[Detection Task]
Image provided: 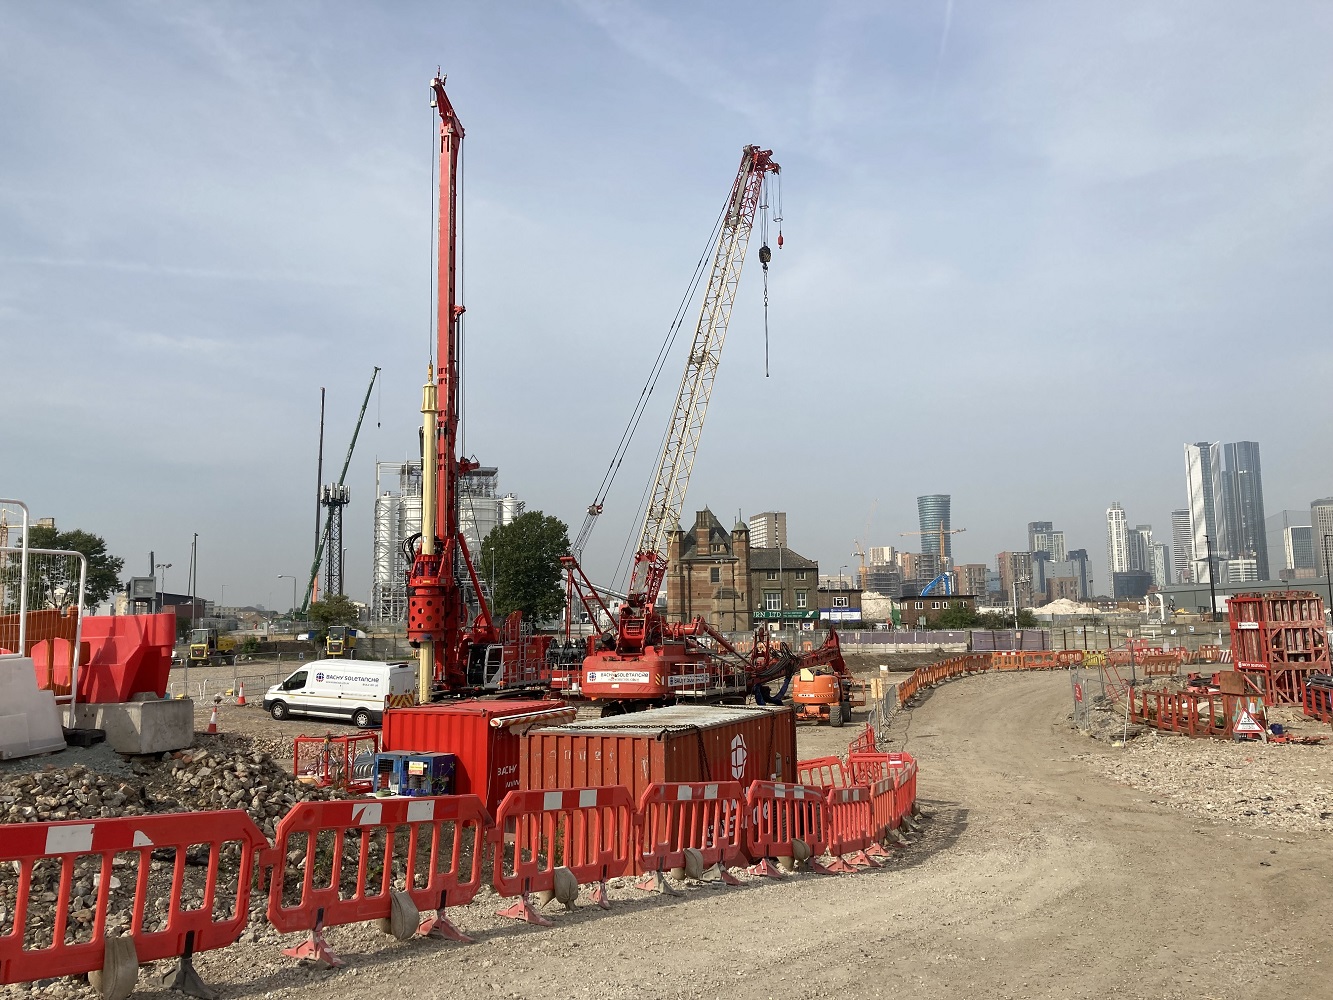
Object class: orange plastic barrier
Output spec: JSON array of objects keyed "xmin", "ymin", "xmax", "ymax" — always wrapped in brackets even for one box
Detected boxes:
[
  {"xmin": 744, "ymin": 781, "xmax": 830, "ymax": 877},
  {"xmin": 797, "ymin": 756, "xmax": 851, "ymax": 788},
  {"xmin": 0, "ymin": 811, "xmax": 266, "ymax": 993},
  {"xmin": 847, "ymin": 723, "xmax": 876, "ymax": 756},
  {"xmin": 291, "ymin": 732, "xmax": 380, "ymax": 793},
  {"xmin": 822, "ymin": 785, "xmax": 884, "ymax": 872},
  {"xmin": 265, "ymin": 794, "xmax": 489, "ymax": 963},
  {"xmin": 490, "ymin": 786, "xmax": 635, "ymax": 925},
  {"xmin": 634, "ymin": 781, "xmax": 745, "ymax": 888}
]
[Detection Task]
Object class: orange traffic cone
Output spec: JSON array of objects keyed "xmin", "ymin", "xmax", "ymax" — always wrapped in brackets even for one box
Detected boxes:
[
  {"xmin": 206, "ymin": 703, "xmax": 219, "ymax": 735},
  {"xmin": 235, "ymin": 682, "xmax": 247, "ymax": 707}
]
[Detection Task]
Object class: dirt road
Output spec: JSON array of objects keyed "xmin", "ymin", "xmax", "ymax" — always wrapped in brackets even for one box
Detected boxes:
[{"xmin": 107, "ymin": 669, "xmax": 1321, "ymax": 1000}]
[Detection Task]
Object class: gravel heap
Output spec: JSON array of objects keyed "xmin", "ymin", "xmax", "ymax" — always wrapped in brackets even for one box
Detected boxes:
[
  {"xmin": 1088, "ymin": 730, "xmax": 1333, "ymax": 833},
  {"xmin": 0, "ymin": 743, "xmax": 342, "ymax": 841}
]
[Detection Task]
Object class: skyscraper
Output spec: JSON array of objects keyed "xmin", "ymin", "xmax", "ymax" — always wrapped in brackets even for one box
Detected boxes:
[
  {"xmin": 1151, "ymin": 543, "xmax": 1171, "ymax": 589},
  {"xmin": 917, "ymin": 494, "xmax": 952, "ymax": 571},
  {"xmin": 1171, "ymin": 509, "xmax": 1193, "ymax": 583},
  {"xmin": 1027, "ymin": 521, "xmax": 1067, "ymax": 561},
  {"xmin": 1128, "ymin": 525, "xmax": 1153, "ymax": 574},
  {"xmin": 1312, "ymin": 498, "xmax": 1333, "ymax": 578},
  {"xmin": 747, "ymin": 511, "xmax": 787, "ymax": 549},
  {"xmin": 1106, "ymin": 503, "xmax": 1128, "ymax": 575},
  {"xmin": 1185, "ymin": 442, "xmax": 1227, "ymax": 583},
  {"xmin": 1221, "ymin": 441, "xmax": 1269, "ymax": 580}
]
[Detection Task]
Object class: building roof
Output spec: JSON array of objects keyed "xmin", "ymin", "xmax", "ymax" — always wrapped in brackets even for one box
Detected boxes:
[
  {"xmin": 748, "ymin": 546, "xmax": 817, "ymax": 571},
  {"xmin": 676, "ymin": 508, "xmax": 737, "ymax": 561}
]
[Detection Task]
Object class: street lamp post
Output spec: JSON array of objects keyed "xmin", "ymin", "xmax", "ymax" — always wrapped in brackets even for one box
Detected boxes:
[
  {"xmin": 1204, "ymin": 533, "xmax": 1219, "ymax": 621},
  {"xmin": 155, "ymin": 562, "xmax": 171, "ymax": 614},
  {"xmin": 1322, "ymin": 534, "xmax": 1333, "ymax": 621}
]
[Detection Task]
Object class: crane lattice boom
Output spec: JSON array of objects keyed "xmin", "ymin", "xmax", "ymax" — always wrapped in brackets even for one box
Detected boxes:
[{"xmin": 629, "ymin": 145, "xmax": 780, "ymax": 604}]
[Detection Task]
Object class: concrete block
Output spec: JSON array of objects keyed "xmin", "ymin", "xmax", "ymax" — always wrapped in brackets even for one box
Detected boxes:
[
  {"xmin": 0, "ymin": 656, "xmax": 68, "ymax": 760},
  {"xmin": 66, "ymin": 698, "xmax": 195, "ymax": 755}
]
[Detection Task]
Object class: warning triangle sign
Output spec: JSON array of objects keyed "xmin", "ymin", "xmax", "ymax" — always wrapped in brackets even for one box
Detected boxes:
[{"xmin": 1234, "ymin": 711, "xmax": 1263, "ymax": 734}]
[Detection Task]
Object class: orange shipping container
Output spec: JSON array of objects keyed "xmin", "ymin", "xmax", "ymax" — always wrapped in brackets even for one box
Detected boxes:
[
  {"xmin": 381, "ymin": 699, "xmax": 573, "ymax": 816},
  {"xmin": 520, "ymin": 704, "xmax": 797, "ymax": 801}
]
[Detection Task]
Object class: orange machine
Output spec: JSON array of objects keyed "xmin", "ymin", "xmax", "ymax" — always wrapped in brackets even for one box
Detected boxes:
[{"xmin": 786, "ymin": 631, "xmax": 865, "ymax": 727}]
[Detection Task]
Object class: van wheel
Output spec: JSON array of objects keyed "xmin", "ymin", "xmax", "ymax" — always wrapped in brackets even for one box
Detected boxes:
[
  {"xmin": 353, "ymin": 708, "xmax": 373, "ymax": 729},
  {"xmin": 270, "ymin": 701, "xmax": 290, "ymax": 721}
]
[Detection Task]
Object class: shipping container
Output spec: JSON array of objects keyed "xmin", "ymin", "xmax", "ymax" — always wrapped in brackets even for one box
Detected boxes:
[
  {"xmin": 381, "ymin": 699, "xmax": 573, "ymax": 816},
  {"xmin": 519, "ymin": 704, "xmax": 797, "ymax": 802}
]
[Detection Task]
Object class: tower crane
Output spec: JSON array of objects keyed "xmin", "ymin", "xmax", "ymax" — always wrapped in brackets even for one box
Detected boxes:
[
  {"xmin": 899, "ymin": 525, "xmax": 966, "ymax": 596},
  {"xmin": 580, "ymin": 145, "xmax": 781, "ymax": 708}
]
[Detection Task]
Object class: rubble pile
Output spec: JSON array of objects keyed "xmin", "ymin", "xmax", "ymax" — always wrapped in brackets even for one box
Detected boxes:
[
  {"xmin": 0, "ymin": 744, "xmax": 341, "ymax": 840},
  {"xmin": 1090, "ymin": 731, "xmax": 1333, "ymax": 833}
]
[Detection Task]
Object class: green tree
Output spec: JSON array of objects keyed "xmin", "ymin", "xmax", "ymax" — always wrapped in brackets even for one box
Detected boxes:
[
  {"xmin": 933, "ymin": 605, "xmax": 981, "ymax": 629},
  {"xmin": 479, "ymin": 511, "xmax": 569, "ymax": 623},
  {"xmin": 308, "ymin": 594, "xmax": 361, "ymax": 638},
  {"xmin": 976, "ymin": 609, "xmax": 1040, "ymax": 629},
  {"xmin": 20, "ymin": 525, "xmax": 126, "ymax": 610}
]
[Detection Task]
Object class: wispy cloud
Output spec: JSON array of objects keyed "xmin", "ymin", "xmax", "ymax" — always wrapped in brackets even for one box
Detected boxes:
[{"xmin": 0, "ymin": 255, "xmax": 362, "ymax": 287}]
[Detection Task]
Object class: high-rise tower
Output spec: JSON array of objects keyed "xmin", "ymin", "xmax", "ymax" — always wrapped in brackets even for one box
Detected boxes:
[
  {"xmin": 1185, "ymin": 442, "xmax": 1226, "ymax": 583},
  {"xmin": 1221, "ymin": 441, "xmax": 1269, "ymax": 580},
  {"xmin": 917, "ymin": 494, "xmax": 952, "ymax": 576},
  {"xmin": 1106, "ymin": 502, "xmax": 1129, "ymax": 575}
]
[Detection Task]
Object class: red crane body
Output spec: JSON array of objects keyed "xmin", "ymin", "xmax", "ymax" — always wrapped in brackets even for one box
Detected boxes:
[{"xmin": 405, "ymin": 76, "xmax": 498, "ymax": 693}]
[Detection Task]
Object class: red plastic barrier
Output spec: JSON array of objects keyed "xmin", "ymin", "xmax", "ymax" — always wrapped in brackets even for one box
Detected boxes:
[
  {"xmin": 797, "ymin": 756, "xmax": 851, "ymax": 788},
  {"xmin": 822, "ymin": 785, "xmax": 883, "ymax": 873},
  {"xmin": 265, "ymin": 794, "xmax": 489, "ymax": 962},
  {"xmin": 78, "ymin": 613, "xmax": 176, "ymax": 701},
  {"xmin": 846, "ymin": 723, "xmax": 876, "ymax": 756},
  {"xmin": 490, "ymin": 786, "xmax": 635, "ymax": 925},
  {"xmin": 634, "ymin": 781, "xmax": 745, "ymax": 887},
  {"xmin": 292, "ymin": 732, "xmax": 381, "ymax": 793},
  {"xmin": 744, "ymin": 781, "xmax": 829, "ymax": 877},
  {"xmin": 0, "ymin": 810, "xmax": 266, "ymax": 991},
  {"xmin": 868, "ymin": 775, "xmax": 902, "ymax": 840}
]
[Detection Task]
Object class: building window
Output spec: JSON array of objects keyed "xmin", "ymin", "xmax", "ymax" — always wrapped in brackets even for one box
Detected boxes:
[
  {"xmin": 711, "ymin": 543, "xmax": 723, "ymax": 552},
  {"xmin": 914, "ymin": 601, "xmax": 923, "ymax": 610},
  {"xmin": 766, "ymin": 570, "xmax": 777, "ymax": 581},
  {"xmin": 932, "ymin": 601, "xmax": 940, "ymax": 609},
  {"xmin": 795, "ymin": 570, "xmax": 806, "ymax": 580},
  {"xmin": 795, "ymin": 590, "xmax": 808, "ymax": 609},
  {"xmin": 833, "ymin": 596, "xmax": 850, "ymax": 608},
  {"xmin": 765, "ymin": 592, "xmax": 781, "ymax": 611},
  {"xmin": 709, "ymin": 567, "xmax": 720, "ymax": 584}
]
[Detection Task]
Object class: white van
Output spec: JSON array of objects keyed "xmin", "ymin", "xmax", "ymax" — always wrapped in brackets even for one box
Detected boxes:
[{"xmin": 262, "ymin": 660, "xmax": 416, "ymax": 729}]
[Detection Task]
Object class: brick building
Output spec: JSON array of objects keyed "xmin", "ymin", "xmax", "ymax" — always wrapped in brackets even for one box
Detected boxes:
[
  {"xmin": 665, "ymin": 509, "xmax": 751, "ymax": 631},
  {"xmin": 750, "ymin": 546, "xmax": 820, "ymax": 628},
  {"xmin": 900, "ymin": 594, "xmax": 978, "ymax": 628}
]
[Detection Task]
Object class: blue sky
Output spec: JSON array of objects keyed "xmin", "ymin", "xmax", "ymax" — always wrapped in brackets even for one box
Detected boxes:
[{"xmin": 2, "ymin": 1, "xmax": 1330, "ymax": 607}]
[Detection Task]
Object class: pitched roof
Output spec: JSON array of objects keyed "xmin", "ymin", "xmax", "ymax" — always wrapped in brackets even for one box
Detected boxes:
[{"xmin": 747, "ymin": 546, "xmax": 817, "ymax": 571}]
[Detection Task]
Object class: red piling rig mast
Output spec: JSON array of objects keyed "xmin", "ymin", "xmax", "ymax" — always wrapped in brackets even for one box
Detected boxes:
[
  {"xmin": 581, "ymin": 145, "xmax": 780, "ymax": 708},
  {"xmin": 406, "ymin": 75, "xmax": 498, "ymax": 698}
]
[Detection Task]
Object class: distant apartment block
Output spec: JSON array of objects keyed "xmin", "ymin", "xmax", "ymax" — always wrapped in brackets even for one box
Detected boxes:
[
  {"xmin": 1311, "ymin": 498, "xmax": 1333, "ymax": 577},
  {"xmin": 1184, "ymin": 443, "xmax": 1226, "ymax": 582},
  {"xmin": 1106, "ymin": 503, "xmax": 1129, "ymax": 575},
  {"xmin": 1027, "ymin": 521, "xmax": 1066, "ymax": 561},
  {"xmin": 1171, "ymin": 509, "xmax": 1193, "ymax": 584},
  {"xmin": 747, "ymin": 511, "xmax": 787, "ymax": 549}
]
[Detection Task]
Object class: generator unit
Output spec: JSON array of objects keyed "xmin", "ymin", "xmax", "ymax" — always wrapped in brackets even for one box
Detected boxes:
[{"xmin": 372, "ymin": 751, "xmax": 456, "ymax": 796}]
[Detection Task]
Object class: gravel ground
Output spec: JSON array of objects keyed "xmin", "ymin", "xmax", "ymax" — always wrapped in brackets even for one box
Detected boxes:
[{"xmin": 4, "ymin": 670, "xmax": 1331, "ymax": 999}]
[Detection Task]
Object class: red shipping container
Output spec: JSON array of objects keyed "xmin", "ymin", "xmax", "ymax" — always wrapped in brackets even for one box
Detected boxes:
[
  {"xmin": 380, "ymin": 699, "xmax": 573, "ymax": 817},
  {"xmin": 519, "ymin": 704, "xmax": 797, "ymax": 802}
]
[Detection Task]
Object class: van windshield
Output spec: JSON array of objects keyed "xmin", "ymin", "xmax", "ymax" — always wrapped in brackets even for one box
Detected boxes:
[{"xmin": 284, "ymin": 671, "xmax": 308, "ymax": 691}]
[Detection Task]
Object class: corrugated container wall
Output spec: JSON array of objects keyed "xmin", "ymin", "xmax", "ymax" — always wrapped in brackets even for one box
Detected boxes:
[
  {"xmin": 520, "ymin": 704, "xmax": 797, "ymax": 802},
  {"xmin": 381, "ymin": 699, "xmax": 565, "ymax": 817}
]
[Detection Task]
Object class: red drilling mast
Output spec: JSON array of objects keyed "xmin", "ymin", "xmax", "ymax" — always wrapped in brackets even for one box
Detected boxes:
[{"xmin": 405, "ymin": 75, "xmax": 498, "ymax": 701}]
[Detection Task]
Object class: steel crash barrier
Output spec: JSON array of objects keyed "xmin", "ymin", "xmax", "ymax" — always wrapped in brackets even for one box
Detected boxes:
[
  {"xmin": 263, "ymin": 794, "xmax": 489, "ymax": 966},
  {"xmin": 490, "ymin": 786, "xmax": 635, "ymax": 926},
  {"xmin": 634, "ymin": 782, "xmax": 746, "ymax": 891},
  {"xmin": 0, "ymin": 810, "xmax": 267, "ymax": 1000}
]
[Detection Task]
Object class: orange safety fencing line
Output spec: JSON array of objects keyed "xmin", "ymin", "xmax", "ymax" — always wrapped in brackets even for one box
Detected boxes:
[
  {"xmin": 264, "ymin": 794, "xmax": 489, "ymax": 962},
  {"xmin": 0, "ymin": 810, "xmax": 266, "ymax": 989},
  {"xmin": 490, "ymin": 786, "xmax": 635, "ymax": 924},
  {"xmin": 744, "ymin": 781, "xmax": 830, "ymax": 877},
  {"xmin": 634, "ymin": 781, "xmax": 745, "ymax": 888}
]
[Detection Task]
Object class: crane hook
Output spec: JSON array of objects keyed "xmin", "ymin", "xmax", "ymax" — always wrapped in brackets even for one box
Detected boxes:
[{"xmin": 759, "ymin": 243, "xmax": 772, "ymax": 269}]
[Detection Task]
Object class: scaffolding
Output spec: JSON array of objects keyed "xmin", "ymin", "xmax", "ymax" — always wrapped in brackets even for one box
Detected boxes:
[{"xmin": 370, "ymin": 461, "xmax": 422, "ymax": 625}]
